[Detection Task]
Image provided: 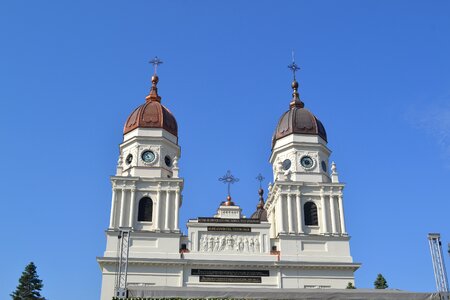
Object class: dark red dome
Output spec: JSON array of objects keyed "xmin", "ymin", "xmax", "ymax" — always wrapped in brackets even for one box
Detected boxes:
[
  {"xmin": 273, "ymin": 106, "xmax": 327, "ymax": 142},
  {"xmin": 123, "ymin": 75, "xmax": 178, "ymax": 136},
  {"xmin": 272, "ymin": 81, "xmax": 327, "ymax": 146}
]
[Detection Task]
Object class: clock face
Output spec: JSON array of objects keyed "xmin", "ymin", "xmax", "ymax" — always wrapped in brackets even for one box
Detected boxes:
[
  {"xmin": 126, "ymin": 154, "xmax": 133, "ymax": 165},
  {"xmin": 141, "ymin": 150, "xmax": 156, "ymax": 163},
  {"xmin": 164, "ymin": 155, "xmax": 172, "ymax": 167},
  {"xmin": 282, "ymin": 159, "xmax": 291, "ymax": 170},
  {"xmin": 300, "ymin": 156, "xmax": 314, "ymax": 169},
  {"xmin": 321, "ymin": 161, "xmax": 327, "ymax": 172}
]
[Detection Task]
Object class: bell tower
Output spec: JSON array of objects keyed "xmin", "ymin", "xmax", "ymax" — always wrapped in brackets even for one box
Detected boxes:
[
  {"xmin": 265, "ymin": 60, "xmax": 352, "ymax": 267},
  {"xmin": 108, "ymin": 59, "xmax": 183, "ymax": 234},
  {"xmin": 100, "ymin": 59, "xmax": 184, "ymax": 279},
  {"xmin": 99, "ymin": 59, "xmax": 184, "ymax": 300}
]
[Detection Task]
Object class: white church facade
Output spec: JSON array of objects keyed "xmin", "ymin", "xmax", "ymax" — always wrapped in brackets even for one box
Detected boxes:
[{"xmin": 97, "ymin": 63, "xmax": 360, "ymax": 300}]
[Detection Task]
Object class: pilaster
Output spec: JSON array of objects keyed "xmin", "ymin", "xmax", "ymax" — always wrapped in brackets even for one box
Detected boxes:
[
  {"xmin": 320, "ymin": 187, "xmax": 329, "ymax": 235},
  {"xmin": 296, "ymin": 190, "xmax": 303, "ymax": 234},
  {"xmin": 128, "ymin": 188, "xmax": 136, "ymax": 228},
  {"xmin": 329, "ymin": 191, "xmax": 337, "ymax": 235},
  {"xmin": 338, "ymin": 189, "xmax": 347, "ymax": 235},
  {"xmin": 109, "ymin": 188, "xmax": 117, "ymax": 228}
]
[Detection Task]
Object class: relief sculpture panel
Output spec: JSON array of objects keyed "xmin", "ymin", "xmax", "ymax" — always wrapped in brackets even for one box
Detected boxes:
[{"xmin": 199, "ymin": 233, "xmax": 261, "ymax": 253}]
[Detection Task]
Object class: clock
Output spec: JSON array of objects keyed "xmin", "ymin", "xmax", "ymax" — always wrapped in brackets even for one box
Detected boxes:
[
  {"xmin": 141, "ymin": 150, "xmax": 156, "ymax": 163},
  {"xmin": 300, "ymin": 156, "xmax": 314, "ymax": 169},
  {"xmin": 165, "ymin": 155, "xmax": 172, "ymax": 167},
  {"xmin": 125, "ymin": 154, "xmax": 133, "ymax": 165},
  {"xmin": 282, "ymin": 159, "xmax": 291, "ymax": 170}
]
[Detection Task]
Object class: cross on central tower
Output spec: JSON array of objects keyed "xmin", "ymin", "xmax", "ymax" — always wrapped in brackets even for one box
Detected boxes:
[{"xmin": 219, "ymin": 170, "xmax": 239, "ymax": 197}]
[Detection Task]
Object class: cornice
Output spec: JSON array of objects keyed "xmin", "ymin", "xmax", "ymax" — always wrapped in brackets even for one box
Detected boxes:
[{"xmin": 96, "ymin": 256, "xmax": 360, "ymax": 271}]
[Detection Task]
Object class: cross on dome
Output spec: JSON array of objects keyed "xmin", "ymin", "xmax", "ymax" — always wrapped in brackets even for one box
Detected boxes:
[
  {"xmin": 287, "ymin": 51, "xmax": 304, "ymax": 108},
  {"xmin": 149, "ymin": 56, "xmax": 163, "ymax": 75},
  {"xmin": 287, "ymin": 50, "xmax": 300, "ymax": 81}
]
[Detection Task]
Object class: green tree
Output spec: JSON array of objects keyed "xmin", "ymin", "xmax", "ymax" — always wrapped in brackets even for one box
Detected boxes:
[
  {"xmin": 346, "ymin": 282, "xmax": 356, "ymax": 289},
  {"xmin": 374, "ymin": 273, "xmax": 388, "ymax": 289},
  {"xmin": 11, "ymin": 262, "xmax": 46, "ymax": 300}
]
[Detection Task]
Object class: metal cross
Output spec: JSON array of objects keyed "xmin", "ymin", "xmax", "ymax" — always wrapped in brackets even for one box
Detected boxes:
[
  {"xmin": 256, "ymin": 173, "xmax": 265, "ymax": 189},
  {"xmin": 287, "ymin": 50, "xmax": 300, "ymax": 80},
  {"xmin": 149, "ymin": 56, "xmax": 163, "ymax": 74},
  {"xmin": 219, "ymin": 170, "xmax": 239, "ymax": 197}
]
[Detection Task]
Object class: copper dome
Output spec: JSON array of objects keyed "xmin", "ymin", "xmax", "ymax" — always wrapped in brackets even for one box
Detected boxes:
[
  {"xmin": 272, "ymin": 80, "xmax": 327, "ymax": 146},
  {"xmin": 123, "ymin": 75, "xmax": 178, "ymax": 136}
]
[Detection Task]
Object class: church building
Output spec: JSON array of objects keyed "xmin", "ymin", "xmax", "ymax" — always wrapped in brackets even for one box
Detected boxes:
[{"xmin": 97, "ymin": 60, "xmax": 360, "ymax": 300}]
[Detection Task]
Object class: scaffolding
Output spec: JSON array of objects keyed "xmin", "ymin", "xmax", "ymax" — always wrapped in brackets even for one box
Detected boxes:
[
  {"xmin": 428, "ymin": 233, "xmax": 449, "ymax": 294},
  {"xmin": 115, "ymin": 227, "xmax": 131, "ymax": 299}
]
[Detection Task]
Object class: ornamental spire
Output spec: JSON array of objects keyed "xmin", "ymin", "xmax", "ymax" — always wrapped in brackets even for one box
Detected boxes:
[
  {"xmin": 287, "ymin": 51, "xmax": 304, "ymax": 108},
  {"xmin": 146, "ymin": 56, "xmax": 163, "ymax": 102},
  {"xmin": 255, "ymin": 173, "xmax": 265, "ymax": 209}
]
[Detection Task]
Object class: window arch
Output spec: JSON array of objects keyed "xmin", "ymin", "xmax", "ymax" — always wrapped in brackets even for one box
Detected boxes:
[
  {"xmin": 138, "ymin": 197, "xmax": 153, "ymax": 222},
  {"xmin": 304, "ymin": 202, "xmax": 318, "ymax": 226}
]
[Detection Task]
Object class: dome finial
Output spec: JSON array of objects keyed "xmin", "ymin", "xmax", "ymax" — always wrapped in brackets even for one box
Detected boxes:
[
  {"xmin": 146, "ymin": 56, "xmax": 163, "ymax": 102},
  {"xmin": 287, "ymin": 51, "xmax": 304, "ymax": 108}
]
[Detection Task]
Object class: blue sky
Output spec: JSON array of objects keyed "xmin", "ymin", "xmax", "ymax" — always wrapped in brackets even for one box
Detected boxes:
[{"xmin": 1, "ymin": 1, "xmax": 450, "ymax": 299}]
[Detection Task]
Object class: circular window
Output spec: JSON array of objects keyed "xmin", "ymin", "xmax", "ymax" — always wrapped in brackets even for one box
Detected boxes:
[
  {"xmin": 164, "ymin": 155, "xmax": 172, "ymax": 167},
  {"xmin": 141, "ymin": 150, "xmax": 156, "ymax": 163},
  {"xmin": 300, "ymin": 156, "xmax": 314, "ymax": 169},
  {"xmin": 282, "ymin": 159, "xmax": 291, "ymax": 170},
  {"xmin": 321, "ymin": 161, "xmax": 327, "ymax": 172},
  {"xmin": 125, "ymin": 154, "xmax": 133, "ymax": 165}
]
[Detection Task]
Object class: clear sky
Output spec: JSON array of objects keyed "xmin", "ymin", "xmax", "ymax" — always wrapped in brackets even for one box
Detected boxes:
[{"xmin": 1, "ymin": 1, "xmax": 450, "ymax": 299}]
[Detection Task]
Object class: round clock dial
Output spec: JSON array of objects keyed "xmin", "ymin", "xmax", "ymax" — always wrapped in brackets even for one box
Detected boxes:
[
  {"xmin": 141, "ymin": 150, "xmax": 155, "ymax": 163},
  {"xmin": 282, "ymin": 159, "xmax": 291, "ymax": 170},
  {"xmin": 300, "ymin": 156, "xmax": 314, "ymax": 169},
  {"xmin": 165, "ymin": 155, "xmax": 172, "ymax": 167},
  {"xmin": 321, "ymin": 161, "xmax": 327, "ymax": 172},
  {"xmin": 125, "ymin": 154, "xmax": 133, "ymax": 165}
]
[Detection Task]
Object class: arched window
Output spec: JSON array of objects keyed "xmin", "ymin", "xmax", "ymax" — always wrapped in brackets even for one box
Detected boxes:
[
  {"xmin": 304, "ymin": 202, "xmax": 318, "ymax": 226},
  {"xmin": 138, "ymin": 197, "xmax": 153, "ymax": 222}
]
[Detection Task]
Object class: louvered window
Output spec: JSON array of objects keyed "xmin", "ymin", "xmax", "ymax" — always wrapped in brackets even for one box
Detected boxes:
[
  {"xmin": 138, "ymin": 197, "xmax": 153, "ymax": 222},
  {"xmin": 304, "ymin": 202, "xmax": 318, "ymax": 226}
]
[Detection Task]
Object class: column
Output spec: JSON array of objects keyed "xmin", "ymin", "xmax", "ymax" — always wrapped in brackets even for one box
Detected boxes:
[
  {"xmin": 330, "ymin": 193, "xmax": 337, "ymax": 234},
  {"xmin": 296, "ymin": 192, "xmax": 303, "ymax": 234},
  {"xmin": 128, "ymin": 189, "xmax": 136, "ymax": 228},
  {"xmin": 119, "ymin": 189, "xmax": 127, "ymax": 227},
  {"xmin": 164, "ymin": 190, "xmax": 171, "ymax": 231},
  {"xmin": 287, "ymin": 194, "xmax": 295, "ymax": 233},
  {"xmin": 270, "ymin": 209, "xmax": 276, "ymax": 238},
  {"xmin": 277, "ymin": 194, "xmax": 286, "ymax": 234},
  {"xmin": 154, "ymin": 188, "xmax": 161, "ymax": 231},
  {"xmin": 320, "ymin": 191, "xmax": 329, "ymax": 234},
  {"xmin": 109, "ymin": 188, "xmax": 117, "ymax": 228},
  {"xmin": 174, "ymin": 189, "xmax": 180, "ymax": 231},
  {"xmin": 338, "ymin": 193, "xmax": 347, "ymax": 234}
]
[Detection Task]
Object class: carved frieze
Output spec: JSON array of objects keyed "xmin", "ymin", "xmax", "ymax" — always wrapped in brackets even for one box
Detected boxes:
[{"xmin": 199, "ymin": 233, "xmax": 261, "ymax": 253}]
